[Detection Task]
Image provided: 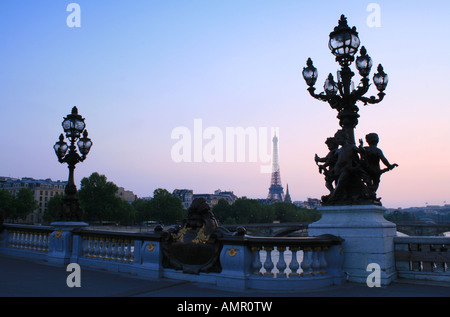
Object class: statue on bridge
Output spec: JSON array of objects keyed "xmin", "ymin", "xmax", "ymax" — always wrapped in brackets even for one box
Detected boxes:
[
  {"xmin": 359, "ymin": 133, "xmax": 398, "ymax": 197},
  {"xmin": 315, "ymin": 130, "xmax": 397, "ymax": 206},
  {"xmin": 159, "ymin": 198, "xmax": 244, "ymax": 274}
]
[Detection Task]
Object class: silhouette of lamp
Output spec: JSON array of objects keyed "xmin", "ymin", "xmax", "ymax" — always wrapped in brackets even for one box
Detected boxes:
[
  {"xmin": 302, "ymin": 14, "xmax": 388, "ymax": 144},
  {"xmin": 53, "ymin": 106, "xmax": 92, "ymax": 221}
]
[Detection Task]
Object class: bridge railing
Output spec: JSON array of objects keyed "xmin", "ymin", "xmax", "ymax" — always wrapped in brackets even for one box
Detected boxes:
[
  {"xmin": 394, "ymin": 236, "xmax": 450, "ymax": 284},
  {"xmin": 3, "ymin": 223, "xmax": 449, "ymax": 289},
  {"xmin": 0, "ymin": 223, "xmax": 345, "ymax": 291},
  {"xmin": 0, "ymin": 224, "xmax": 53, "ymax": 262}
]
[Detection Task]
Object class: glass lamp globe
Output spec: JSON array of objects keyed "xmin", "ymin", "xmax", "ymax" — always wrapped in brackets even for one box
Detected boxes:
[
  {"xmin": 329, "ymin": 15, "xmax": 360, "ymax": 65},
  {"xmin": 373, "ymin": 64, "xmax": 388, "ymax": 91},
  {"xmin": 302, "ymin": 58, "xmax": 318, "ymax": 87},
  {"xmin": 62, "ymin": 106, "xmax": 86, "ymax": 140}
]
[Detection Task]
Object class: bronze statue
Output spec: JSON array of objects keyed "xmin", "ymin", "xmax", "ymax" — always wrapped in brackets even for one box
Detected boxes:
[
  {"xmin": 315, "ymin": 137, "xmax": 338, "ymax": 194},
  {"xmin": 159, "ymin": 198, "xmax": 244, "ymax": 274},
  {"xmin": 359, "ymin": 133, "xmax": 398, "ymax": 196},
  {"xmin": 316, "ymin": 130, "xmax": 398, "ymax": 206}
]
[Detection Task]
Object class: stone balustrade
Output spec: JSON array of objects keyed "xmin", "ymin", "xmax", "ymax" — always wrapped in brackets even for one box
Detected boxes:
[
  {"xmin": 80, "ymin": 232, "xmax": 135, "ymax": 262},
  {"xmin": 1, "ymin": 223, "xmax": 449, "ymax": 290},
  {"xmin": 394, "ymin": 236, "xmax": 450, "ymax": 284},
  {"xmin": 0, "ymin": 223, "xmax": 345, "ymax": 290}
]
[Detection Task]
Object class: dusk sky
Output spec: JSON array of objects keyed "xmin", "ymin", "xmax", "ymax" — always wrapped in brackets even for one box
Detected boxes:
[{"xmin": 1, "ymin": 1, "xmax": 449, "ymax": 209}]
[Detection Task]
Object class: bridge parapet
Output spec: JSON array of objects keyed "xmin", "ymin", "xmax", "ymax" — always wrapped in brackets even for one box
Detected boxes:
[
  {"xmin": 394, "ymin": 236, "xmax": 450, "ymax": 285},
  {"xmin": 2, "ymin": 223, "xmax": 450, "ymax": 290},
  {"xmin": 0, "ymin": 223, "xmax": 345, "ymax": 291}
]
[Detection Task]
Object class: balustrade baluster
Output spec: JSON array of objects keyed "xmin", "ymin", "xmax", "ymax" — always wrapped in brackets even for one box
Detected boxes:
[
  {"xmin": 124, "ymin": 240, "xmax": 131, "ymax": 261},
  {"xmin": 101, "ymin": 239, "xmax": 108, "ymax": 259},
  {"xmin": 19, "ymin": 232, "xmax": 25, "ymax": 248},
  {"xmin": 42, "ymin": 234, "xmax": 48, "ymax": 251},
  {"xmin": 86, "ymin": 236, "xmax": 94, "ymax": 257},
  {"xmin": 319, "ymin": 247, "xmax": 328, "ymax": 273},
  {"xmin": 251, "ymin": 246, "xmax": 262, "ymax": 275},
  {"xmin": 118, "ymin": 239, "xmax": 125, "ymax": 261},
  {"xmin": 111, "ymin": 239, "xmax": 119, "ymax": 260},
  {"xmin": 263, "ymin": 246, "xmax": 274, "ymax": 276},
  {"xmin": 421, "ymin": 244, "xmax": 433, "ymax": 272},
  {"xmin": 22, "ymin": 232, "xmax": 27, "ymax": 249},
  {"xmin": 437, "ymin": 244, "xmax": 448, "ymax": 273},
  {"xmin": 301, "ymin": 247, "xmax": 313, "ymax": 275},
  {"xmin": 312, "ymin": 247, "xmax": 321, "ymax": 274},
  {"xmin": 36, "ymin": 233, "xmax": 42, "ymax": 251},
  {"xmin": 126, "ymin": 240, "xmax": 134, "ymax": 262},
  {"xmin": 105, "ymin": 238, "xmax": 113, "ymax": 260},
  {"xmin": 16, "ymin": 232, "xmax": 22, "ymax": 248},
  {"xmin": 94, "ymin": 239, "xmax": 101, "ymax": 258},
  {"xmin": 289, "ymin": 247, "xmax": 300, "ymax": 276},
  {"xmin": 30, "ymin": 232, "xmax": 35, "ymax": 250},
  {"xmin": 276, "ymin": 246, "xmax": 287, "ymax": 277},
  {"xmin": 9, "ymin": 231, "xmax": 16, "ymax": 248},
  {"xmin": 82, "ymin": 237, "xmax": 88, "ymax": 257},
  {"xmin": 121, "ymin": 240, "xmax": 128, "ymax": 261}
]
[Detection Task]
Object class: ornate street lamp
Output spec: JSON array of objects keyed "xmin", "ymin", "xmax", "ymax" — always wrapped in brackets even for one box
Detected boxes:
[
  {"xmin": 302, "ymin": 15, "xmax": 388, "ymax": 145},
  {"xmin": 54, "ymin": 107, "xmax": 92, "ymax": 221},
  {"xmin": 302, "ymin": 15, "xmax": 396, "ymax": 206}
]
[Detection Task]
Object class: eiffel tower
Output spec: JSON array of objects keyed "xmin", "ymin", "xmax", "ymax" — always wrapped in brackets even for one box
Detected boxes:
[{"xmin": 267, "ymin": 133, "xmax": 284, "ymax": 202}]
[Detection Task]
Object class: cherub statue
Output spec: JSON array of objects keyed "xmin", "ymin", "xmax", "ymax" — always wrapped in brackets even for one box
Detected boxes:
[
  {"xmin": 326, "ymin": 129, "xmax": 363, "ymax": 203},
  {"xmin": 315, "ymin": 137, "xmax": 338, "ymax": 193},
  {"xmin": 359, "ymin": 133, "xmax": 398, "ymax": 194}
]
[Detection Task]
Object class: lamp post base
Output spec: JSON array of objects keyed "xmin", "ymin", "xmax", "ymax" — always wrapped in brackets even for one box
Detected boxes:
[
  {"xmin": 48, "ymin": 221, "xmax": 88, "ymax": 265},
  {"xmin": 56, "ymin": 195, "xmax": 84, "ymax": 222},
  {"xmin": 308, "ymin": 204, "xmax": 397, "ymax": 286}
]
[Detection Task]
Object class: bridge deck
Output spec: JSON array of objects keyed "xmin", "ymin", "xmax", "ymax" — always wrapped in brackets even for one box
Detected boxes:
[{"xmin": 1, "ymin": 254, "xmax": 449, "ymax": 298}]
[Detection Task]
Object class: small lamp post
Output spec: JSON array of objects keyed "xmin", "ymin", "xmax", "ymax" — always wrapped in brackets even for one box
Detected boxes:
[{"xmin": 54, "ymin": 107, "xmax": 92, "ymax": 221}]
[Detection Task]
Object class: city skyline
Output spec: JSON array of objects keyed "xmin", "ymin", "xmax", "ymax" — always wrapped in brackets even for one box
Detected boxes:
[{"xmin": 1, "ymin": 1, "xmax": 450, "ymax": 209}]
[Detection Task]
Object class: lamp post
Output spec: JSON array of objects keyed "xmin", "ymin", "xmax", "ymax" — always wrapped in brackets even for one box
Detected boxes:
[
  {"xmin": 302, "ymin": 15, "xmax": 388, "ymax": 145},
  {"xmin": 53, "ymin": 106, "xmax": 92, "ymax": 221},
  {"xmin": 303, "ymin": 15, "xmax": 395, "ymax": 206}
]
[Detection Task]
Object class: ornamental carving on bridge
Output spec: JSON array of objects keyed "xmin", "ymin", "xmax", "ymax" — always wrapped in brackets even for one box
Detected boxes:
[{"xmin": 160, "ymin": 198, "xmax": 245, "ymax": 274}]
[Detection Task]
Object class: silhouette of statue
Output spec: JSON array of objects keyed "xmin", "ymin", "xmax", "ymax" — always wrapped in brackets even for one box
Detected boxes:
[
  {"xmin": 359, "ymin": 133, "xmax": 398, "ymax": 196},
  {"xmin": 315, "ymin": 137, "xmax": 338, "ymax": 193},
  {"xmin": 322, "ymin": 129, "xmax": 367, "ymax": 204}
]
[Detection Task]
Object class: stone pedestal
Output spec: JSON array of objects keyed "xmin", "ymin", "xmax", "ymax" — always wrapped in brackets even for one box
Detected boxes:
[
  {"xmin": 308, "ymin": 205, "xmax": 397, "ymax": 286},
  {"xmin": 48, "ymin": 221, "xmax": 88, "ymax": 265}
]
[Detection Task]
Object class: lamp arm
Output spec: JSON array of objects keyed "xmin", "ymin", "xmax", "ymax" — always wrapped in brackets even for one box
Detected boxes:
[
  {"xmin": 307, "ymin": 86, "xmax": 343, "ymax": 111},
  {"xmin": 358, "ymin": 91, "xmax": 385, "ymax": 106},
  {"xmin": 352, "ymin": 77, "xmax": 370, "ymax": 99},
  {"xmin": 307, "ymin": 86, "xmax": 331, "ymax": 102}
]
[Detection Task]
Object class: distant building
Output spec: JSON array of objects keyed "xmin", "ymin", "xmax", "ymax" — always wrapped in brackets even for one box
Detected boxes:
[
  {"xmin": 193, "ymin": 189, "xmax": 238, "ymax": 207},
  {"xmin": 293, "ymin": 198, "xmax": 321, "ymax": 209},
  {"xmin": 173, "ymin": 189, "xmax": 237, "ymax": 209},
  {"xmin": 172, "ymin": 189, "xmax": 193, "ymax": 209},
  {"xmin": 116, "ymin": 187, "xmax": 136, "ymax": 203},
  {"xmin": 257, "ymin": 198, "xmax": 279, "ymax": 205},
  {"xmin": 0, "ymin": 177, "xmax": 67, "ymax": 223},
  {"xmin": 284, "ymin": 184, "xmax": 292, "ymax": 204}
]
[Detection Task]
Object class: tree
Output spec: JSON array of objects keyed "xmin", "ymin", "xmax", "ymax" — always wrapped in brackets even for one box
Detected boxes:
[
  {"xmin": 133, "ymin": 198, "xmax": 153, "ymax": 223},
  {"xmin": 211, "ymin": 199, "xmax": 233, "ymax": 224},
  {"xmin": 78, "ymin": 172, "xmax": 120, "ymax": 224},
  {"xmin": 231, "ymin": 197, "xmax": 262, "ymax": 224},
  {"xmin": 43, "ymin": 193, "xmax": 63, "ymax": 223},
  {"xmin": 148, "ymin": 188, "xmax": 185, "ymax": 225},
  {"xmin": 14, "ymin": 188, "xmax": 37, "ymax": 221},
  {"xmin": 0, "ymin": 189, "xmax": 15, "ymax": 220},
  {"xmin": 112, "ymin": 199, "xmax": 136, "ymax": 225}
]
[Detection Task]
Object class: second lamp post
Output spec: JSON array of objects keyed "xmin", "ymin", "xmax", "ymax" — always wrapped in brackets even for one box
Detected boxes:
[{"xmin": 53, "ymin": 106, "xmax": 92, "ymax": 221}]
